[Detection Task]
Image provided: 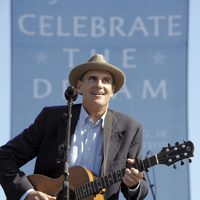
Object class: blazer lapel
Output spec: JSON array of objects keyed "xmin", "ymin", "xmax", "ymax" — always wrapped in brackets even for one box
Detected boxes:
[
  {"xmin": 102, "ymin": 110, "xmax": 126, "ymax": 175},
  {"xmin": 102, "ymin": 111, "xmax": 112, "ymax": 175}
]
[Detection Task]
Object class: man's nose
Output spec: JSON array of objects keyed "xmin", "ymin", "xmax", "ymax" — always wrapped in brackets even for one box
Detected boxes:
[{"xmin": 96, "ymin": 79, "xmax": 103, "ymax": 87}]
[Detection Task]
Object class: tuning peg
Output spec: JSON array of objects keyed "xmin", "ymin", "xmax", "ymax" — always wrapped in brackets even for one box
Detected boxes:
[
  {"xmin": 181, "ymin": 161, "xmax": 184, "ymax": 165},
  {"xmin": 175, "ymin": 142, "xmax": 179, "ymax": 146},
  {"xmin": 189, "ymin": 159, "xmax": 192, "ymax": 163},
  {"xmin": 173, "ymin": 164, "xmax": 177, "ymax": 169}
]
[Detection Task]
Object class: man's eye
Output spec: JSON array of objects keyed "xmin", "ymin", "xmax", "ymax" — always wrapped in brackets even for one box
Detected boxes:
[
  {"xmin": 103, "ymin": 78, "xmax": 112, "ymax": 84},
  {"xmin": 89, "ymin": 76, "xmax": 97, "ymax": 81}
]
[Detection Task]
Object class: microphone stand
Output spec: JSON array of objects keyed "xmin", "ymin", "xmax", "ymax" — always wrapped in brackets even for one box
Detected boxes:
[
  {"xmin": 62, "ymin": 86, "xmax": 78, "ymax": 200},
  {"xmin": 145, "ymin": 170, "xmax": 156, "ymax": 200},
  {"xmin": 145, "ymin": 151, "xmax": 156, "ymax": 200},
  {"xmin": 62, "ymin": 97, "xmax": 73, "ymax": 200}
]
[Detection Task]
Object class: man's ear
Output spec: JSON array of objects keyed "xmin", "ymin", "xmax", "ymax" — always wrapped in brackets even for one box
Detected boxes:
[
  {"xmin": 76, "ymin": 80, "xmax": 82, "ymax": 95},
  {"xmin": 111, "ymin": 85, "xmax": 116, "ymax": 97}
]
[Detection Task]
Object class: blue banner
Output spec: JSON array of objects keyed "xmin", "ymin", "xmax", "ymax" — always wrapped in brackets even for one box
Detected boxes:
[{"xmin": 11, "ymin": 0, "xmax": 189, "ymax": 199}]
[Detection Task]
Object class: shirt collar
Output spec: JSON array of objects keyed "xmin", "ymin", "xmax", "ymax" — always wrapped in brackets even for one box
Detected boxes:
[{"xmin": 80, "ymin": 105, "xmax": 107, "ymax": 128}]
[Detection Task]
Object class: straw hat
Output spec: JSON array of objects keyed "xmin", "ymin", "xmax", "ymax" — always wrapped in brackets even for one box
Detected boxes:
[{"xmin": 68, "ymin": 54, "xmax": 125, "ymax": 93}]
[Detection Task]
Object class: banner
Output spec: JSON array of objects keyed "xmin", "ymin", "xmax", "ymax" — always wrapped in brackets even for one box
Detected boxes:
[{"xmin": 11, "ymin": 0, "xmax": 189, "ymax": 199}]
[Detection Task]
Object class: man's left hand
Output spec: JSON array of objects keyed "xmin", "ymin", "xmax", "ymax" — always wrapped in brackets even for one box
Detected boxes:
[{"xmin": 122, "ymin": 158, "xmax": 144, "ymax": 188}]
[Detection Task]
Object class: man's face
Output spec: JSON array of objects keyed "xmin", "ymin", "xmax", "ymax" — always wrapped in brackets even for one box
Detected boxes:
[{"xmin": 77, "ymin": 70, "xmax": 115, "ymax": 110}]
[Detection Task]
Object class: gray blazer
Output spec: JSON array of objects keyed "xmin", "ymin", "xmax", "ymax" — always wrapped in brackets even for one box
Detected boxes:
[{"xmin": 0, "ymin": 104, "xmax": 148, "ymax": 200}]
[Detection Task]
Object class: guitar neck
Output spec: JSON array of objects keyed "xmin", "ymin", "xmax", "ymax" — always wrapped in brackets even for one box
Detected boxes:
[
  {"xmin": 75, "ymin": 155, "xmax": 158, "ymax": 199},
  {"xmin": 74, "ymin": 141, "xmax": 194, "ymax": 200}
]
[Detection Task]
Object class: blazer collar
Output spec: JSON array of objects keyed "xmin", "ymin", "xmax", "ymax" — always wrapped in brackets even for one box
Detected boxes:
[{"xmin": 101, "ymin": 110, "xmax": 126, "ymax": 175}]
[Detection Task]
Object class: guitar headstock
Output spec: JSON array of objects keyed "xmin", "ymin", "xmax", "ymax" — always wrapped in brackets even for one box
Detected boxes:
[{"xmin": 157, "ymin": 141, "xmax": 194, "ymax": 166}]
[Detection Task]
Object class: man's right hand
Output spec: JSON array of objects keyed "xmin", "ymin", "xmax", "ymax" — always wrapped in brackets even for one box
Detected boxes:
[{"xmin": 25, "ymin": 190, "xmax": 56, "ymax": 200}]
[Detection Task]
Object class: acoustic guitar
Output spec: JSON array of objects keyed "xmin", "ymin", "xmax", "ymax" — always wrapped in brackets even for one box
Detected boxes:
[{"xmin": 28, "ymin": 141, "xmax": 194, "ymax": 200}]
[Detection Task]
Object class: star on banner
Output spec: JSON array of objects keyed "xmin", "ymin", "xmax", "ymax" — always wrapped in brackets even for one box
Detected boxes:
[
  {"xmin": 48, "ymin": 0, "xmax": 61, "ymax": 5},
  {"xmin": 35, "ymin": 50, "xmax": 48, "ymax": 64},
  {"xmin": 151, "ymin": 51, "xmax": 166, "ymax": 66}
]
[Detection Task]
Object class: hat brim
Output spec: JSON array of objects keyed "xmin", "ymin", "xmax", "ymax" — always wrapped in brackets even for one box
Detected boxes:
[{"xmin": 69, "ymin": 62, "xmax": 125, "ymax": 93}]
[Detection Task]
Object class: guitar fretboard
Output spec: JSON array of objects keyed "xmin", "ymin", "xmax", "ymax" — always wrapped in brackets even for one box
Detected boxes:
[
  {"xmin": 74, "ymin": 169, "xmax": 124, "ymax": 200},
  {"xmin": 74, "ymin": 155, "xmax": 158, "ymax": 200}
]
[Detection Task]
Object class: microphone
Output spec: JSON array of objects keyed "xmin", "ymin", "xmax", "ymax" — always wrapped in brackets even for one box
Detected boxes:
[{"xmin": 64, "ymin": 86, "xmax": 78, "ymax": 101}]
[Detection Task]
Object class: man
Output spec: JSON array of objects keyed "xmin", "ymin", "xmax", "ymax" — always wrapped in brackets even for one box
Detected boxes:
[{"xmin": 0, "ymin": 54, "xmax": 148, "ymax": 200}]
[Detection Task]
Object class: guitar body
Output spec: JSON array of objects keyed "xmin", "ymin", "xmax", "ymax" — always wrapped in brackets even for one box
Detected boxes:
[
  {"xmin": 28, "ymin": 141, "xmax": 194, "ymax": 200},
  {"xmin": 28, "ymin": 166, "xmax": 104, "ymax": 200}
]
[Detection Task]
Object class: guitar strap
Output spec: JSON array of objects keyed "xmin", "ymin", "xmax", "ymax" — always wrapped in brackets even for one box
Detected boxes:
[{"xmin": 102, "ymin": 111, "xmax": 113, "ymax": 176}]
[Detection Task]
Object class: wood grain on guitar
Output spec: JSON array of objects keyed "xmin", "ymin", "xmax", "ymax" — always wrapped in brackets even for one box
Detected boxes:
[{"xmin": 28, "ymin": 141, "xmax": 194, "ymax": 200}]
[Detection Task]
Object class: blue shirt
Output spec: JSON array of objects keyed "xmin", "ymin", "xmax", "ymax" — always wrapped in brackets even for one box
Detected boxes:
[{"xmin": 69, "ymin": 106, "xmax": 105, "ymax": 176}]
